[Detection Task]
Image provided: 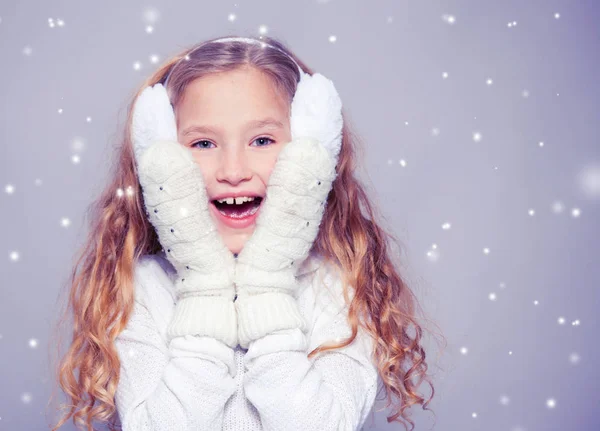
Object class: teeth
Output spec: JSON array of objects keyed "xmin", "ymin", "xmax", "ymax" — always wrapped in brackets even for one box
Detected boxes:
[{"xmin": 216, "ymin": 196, "xmax": 256, "ymax": 205}]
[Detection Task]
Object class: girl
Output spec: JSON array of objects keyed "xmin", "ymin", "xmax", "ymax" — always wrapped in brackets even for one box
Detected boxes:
[{"xmin": 49, "ymin": 35, "xmax": 438, "ymax": 431}]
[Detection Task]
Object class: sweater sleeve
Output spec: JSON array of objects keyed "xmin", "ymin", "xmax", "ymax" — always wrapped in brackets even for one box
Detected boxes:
[
  {"xmin": 241, "ymin": 265, "xmax": 380, "ymax": 431},
  {"xmin": 114, "ymin": 256, "xmax": 238, "ymax": 431}
]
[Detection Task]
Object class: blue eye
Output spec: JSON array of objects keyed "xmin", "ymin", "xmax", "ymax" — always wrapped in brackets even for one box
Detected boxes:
[
  {"xmin": 190, "ymin": 140, "xmax": 215, "ymax": 149},
  {"xmin": 251, "ymin": 137, "xmax": 275, "ymax": 147},
  {"xmin": 190, "ymin": 137, "xmax": 275, "ymax": 149}
]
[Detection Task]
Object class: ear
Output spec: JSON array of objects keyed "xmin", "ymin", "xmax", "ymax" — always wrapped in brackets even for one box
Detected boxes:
[
  {"xmin": 290, "ymin": 73, "xmax": 343, "ymax": 162},
  {"xmin": 131, "ymin": 84, "xmax": 178, "ymax": 166}
]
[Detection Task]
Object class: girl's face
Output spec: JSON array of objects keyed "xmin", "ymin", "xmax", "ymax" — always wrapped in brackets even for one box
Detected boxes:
[{"xmin": 174, "ymin": 66, "xmax": 292, "ymax": 256}]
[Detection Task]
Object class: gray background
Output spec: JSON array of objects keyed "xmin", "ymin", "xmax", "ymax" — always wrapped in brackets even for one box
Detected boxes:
[{"xmin": 1, "ymin": 0, "xmax": 599, "ymax": 430}]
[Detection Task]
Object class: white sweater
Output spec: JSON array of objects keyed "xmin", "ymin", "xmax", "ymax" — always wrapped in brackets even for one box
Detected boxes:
[{"xmin": 114, "ymin": 250, "xmax": 380, "ymax": 430}]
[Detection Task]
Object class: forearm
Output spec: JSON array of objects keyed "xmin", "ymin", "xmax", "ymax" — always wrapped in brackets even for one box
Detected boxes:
[
  {"xmin": 242, "ymin": 328, "xmax": 378, "ymax": 431},
  {"xmin": 115, "ymin": 305, "xmax": 237, "ymax": 430}
]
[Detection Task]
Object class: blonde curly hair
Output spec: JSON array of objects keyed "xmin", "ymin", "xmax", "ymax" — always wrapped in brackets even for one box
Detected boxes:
[{"xmin": 47, "ymin": 34, "xmax": 445, "ymax": 431}]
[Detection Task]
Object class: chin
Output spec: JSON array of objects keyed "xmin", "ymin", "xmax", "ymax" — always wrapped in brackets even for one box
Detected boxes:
[
  {"xmin": 224, "ymin": 236, "xmax": 248, "ymax": 257},
  {"xmin": 228, "ymin": 246, "xmax": 242, "ymax": 256},
  {"xmin": 220, "ymin": 225, "xmax": 255, "ymax": 255}
]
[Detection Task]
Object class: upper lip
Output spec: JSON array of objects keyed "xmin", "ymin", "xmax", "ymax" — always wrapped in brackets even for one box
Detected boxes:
[{"xmin": 211, "ymin": 191, "xmax": 264, "ymax": 201}]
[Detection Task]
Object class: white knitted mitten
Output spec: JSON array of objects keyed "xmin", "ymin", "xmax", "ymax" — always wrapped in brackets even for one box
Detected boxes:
[
  {"xmin": 132, "ymin": 84, "xmax": 238, "ymax": 348},
  {"xmin": 234, "ymin": 136, "xmax": 338, "ymax": 348}
]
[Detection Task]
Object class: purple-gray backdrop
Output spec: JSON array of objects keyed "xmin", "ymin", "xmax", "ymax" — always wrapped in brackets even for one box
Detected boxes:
[{"xmin": 1, "ymin": 0, "xmax": 598, "ymax": 430}]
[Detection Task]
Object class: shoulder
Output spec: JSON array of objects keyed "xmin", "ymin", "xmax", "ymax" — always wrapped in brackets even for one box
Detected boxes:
[
  {"xmin": 298, "ymin": 253, "xmax": 352, "ymax": 315},
  {"xmin": 296, "ymin": 253, "xmax": 351, "ymax": 336},
  {"xmin": 298, "ymin": 255, "xmax": 376, "ymax": 366},
  {"xmin": 127, "ymin": 252, "xmax": 178, "ymax": 341},
  {"xmin": 133, "ymin": 251, "xmax": 178, "ymax": 304}
]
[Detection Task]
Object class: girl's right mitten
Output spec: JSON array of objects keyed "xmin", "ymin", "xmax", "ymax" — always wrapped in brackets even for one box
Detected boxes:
[{"xmin": 131, "ymin": 84, "xmax": 238, "ymax": 348}]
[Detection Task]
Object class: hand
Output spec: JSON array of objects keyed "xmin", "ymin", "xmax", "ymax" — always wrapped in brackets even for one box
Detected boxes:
[
  {"xmin": 233, "ymin": 72, "xmax": 343, "ymax": 349},
  {"xmin": 131, "ymin": 84, "xmax": 238, "ymax": 348},
  {"xmin": 233, "ymin": 136, "xmax": 338, "ymax": 348}
]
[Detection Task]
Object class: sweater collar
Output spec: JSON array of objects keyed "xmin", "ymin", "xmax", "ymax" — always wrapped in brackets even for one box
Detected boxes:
[{"xmin": 156, "ymin": 248, "xmax": 324, "ymax": 277}]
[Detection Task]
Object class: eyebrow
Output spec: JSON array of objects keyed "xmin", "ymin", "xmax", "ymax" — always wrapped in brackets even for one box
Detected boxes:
[{"xmin": 181, "ymin": 118, "xmax": 285, "ymax": 137}]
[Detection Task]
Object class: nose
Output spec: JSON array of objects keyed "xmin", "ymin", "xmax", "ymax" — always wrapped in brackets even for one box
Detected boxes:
[{"xmin": 215, "ymin": 146, "xmax": 252, "ymax": 185}]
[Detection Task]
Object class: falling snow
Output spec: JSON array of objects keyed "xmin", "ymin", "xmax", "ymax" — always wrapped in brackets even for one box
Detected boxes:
[{"xmin": 1, "ymin": 4, "xmax": 596, "ymax": 430}]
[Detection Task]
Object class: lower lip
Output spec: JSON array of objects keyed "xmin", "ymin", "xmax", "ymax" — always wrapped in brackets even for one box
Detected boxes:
[{"xmin": 210, "ymin": 199, "xmax": 262, "ymax": 229}]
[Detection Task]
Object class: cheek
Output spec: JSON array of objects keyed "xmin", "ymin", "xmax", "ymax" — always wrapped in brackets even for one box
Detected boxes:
[
  {"xmin": 261, "ymin": 150, "xmax": 283, "ymax": 184},
  {"xmin": 269, "ymin": 140, "xmax": 290, "ymax": 174},
  {"xmin": 191, "ymin": 154, "xmax": 213, "ymax": 185}
]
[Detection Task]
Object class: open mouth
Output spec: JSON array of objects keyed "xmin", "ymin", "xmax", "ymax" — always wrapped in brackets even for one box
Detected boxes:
[{"xmin": 211, "ymin": 197, "xmax": 264, "ymax": 219}]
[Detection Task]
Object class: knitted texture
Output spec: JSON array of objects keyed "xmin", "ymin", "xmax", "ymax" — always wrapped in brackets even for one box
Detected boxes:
[
  {"xmin": 132, "ymin": 84, "xmax": 237, "ymax": 348},
  {"xmin": 234, "ymin": 137, "xmax": 338, "ymax": 348},
  {"xmin": 137, "ymin": 140, "xmax": 235, "ymax": 295},
  {"xmin": 114, "ymin": 253, "xmax": 380, "ymax": 431}
]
